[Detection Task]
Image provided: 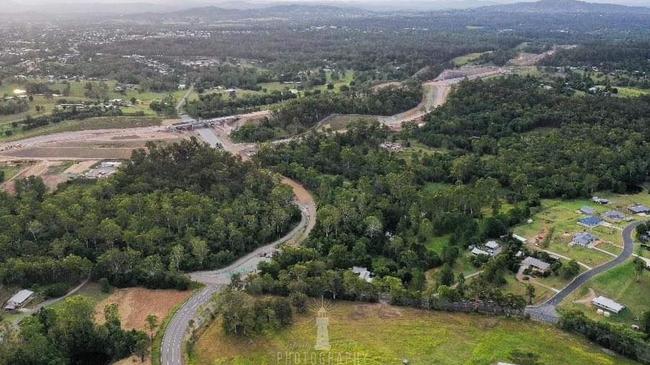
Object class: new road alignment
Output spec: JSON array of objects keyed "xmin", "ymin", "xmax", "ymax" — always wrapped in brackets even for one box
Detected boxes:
[{"xmin": 526, "ymin": 221, "xmax": 642, "ymax": 323}]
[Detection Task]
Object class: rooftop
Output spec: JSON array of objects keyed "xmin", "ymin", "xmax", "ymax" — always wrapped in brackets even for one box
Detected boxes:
[
  {"xmin": 521, "ymin": 256, "xmax": 551, "ymax": 271},
  {"xmin": 592, "ymin": 296, "xmax": 625, "ymax": 313},
  {"xmin": 578, "ymin": 216, "xmax": 602, "ymax": 227}
]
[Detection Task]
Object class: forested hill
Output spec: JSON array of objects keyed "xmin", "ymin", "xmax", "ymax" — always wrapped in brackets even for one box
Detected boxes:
[
  {"xmin": 412, "ymin": 75, "xmax": 650, "ymax": 198},
  {"xmin": 474, "ymin": 0, "xmax": 650, "ymax": 14},
  {"xmin": 0, "ymin": 139, "xmax": 300, "ymax": 293}
]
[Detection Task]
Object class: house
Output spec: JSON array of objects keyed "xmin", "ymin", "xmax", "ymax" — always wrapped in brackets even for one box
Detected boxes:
[
  {"xmin": 352, "ymin": 266, "xmax": 373, "ymax": 282},
  {"xmin": 484, "ymin": 240, "xmax": 502, "ymax": 256},
  {"xmin": 592, "ymin": 196, "xmax": 609, "ymax": 205},
  {"xmin": 603, "ymin": 210, "xmax": 626, "ymax": 222},
  {"xmin": 572, "ymin": 232, "xmax": 599, "ymax": 247},
  {"xmin": 512, "ymin": 234, "xmax": 528, "ymax": 244},
  {"xmin": 4, "ymin": 289, "xmax": 34, "ymax": 311},
  {"xmin": 592, "ymin": 296, "xmax": 625, "ymax": 314},
  {"xmin": 521, "ymin": 256, "xmax": 551, "ymax": 274},
  {"xmin": 628, "ymin": 204, "xmax": 650, "ymax": 215},
  {"xmin": 579, "ymin": 206, "xmax": 595, "ymax": 215},
  {"xmin": 471, "ymin": 247, "xmax": 490, "ymax": 257},
  {"xmin": 578, "ymin": 216, "xmax": 603, "ymax": 228}
]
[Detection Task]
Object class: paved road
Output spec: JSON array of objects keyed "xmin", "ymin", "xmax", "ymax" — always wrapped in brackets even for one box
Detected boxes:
[
  {"xmin": 160, "ymin": 129, "xmax": 317, "ymax": 365},
  {"xmin": 526, "ymin": 221, "xmax": 642, "ymax": 323}
]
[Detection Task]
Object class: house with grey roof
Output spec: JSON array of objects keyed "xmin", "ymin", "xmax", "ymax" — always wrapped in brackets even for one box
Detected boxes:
[
  {"xmin": 572, "ymin": 232, "xmax": 599, "ymax": 247},
  {"xmin": 578, "ymin": 216, "xmax": 603, "ymax": 228},
  {"xmin": 603, "ymin": 210, "xmax": 626, "ymax": 222},
  {"xmin": 580, "ymin": 206, "xmax": 595, "ymax": 215},
  {"xmin": 629, "ymin": 204, "xmax": 650, "ymax": 215},
  {"xmin": 520, "ymin": 256, "xmax": 551, "ymax": 274}
]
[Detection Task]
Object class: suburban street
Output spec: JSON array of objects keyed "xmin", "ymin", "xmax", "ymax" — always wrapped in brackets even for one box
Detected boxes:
[{"xmin": 526, "ymin": 221, "xmax": 642, "ymax": 323}]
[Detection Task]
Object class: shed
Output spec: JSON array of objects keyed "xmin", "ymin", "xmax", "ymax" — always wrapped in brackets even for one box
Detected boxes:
[
  {"xmin": 592, "ymin": 296, "xmax": 625, "ymax": 314},
  {"xmin": 4, "ymin": 289, "xmax": 35, "ymax": 311},
  {"xmin": 471, "ymin": 247, "xmax": 490, "ymax": 256}
]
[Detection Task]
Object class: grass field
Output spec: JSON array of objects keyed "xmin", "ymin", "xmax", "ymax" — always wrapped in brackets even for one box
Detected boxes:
[
  {"xmin": 190, "ymin": 301, "xmax": 638, "ymax": 365},
  {"xmin": 616, "ymin": 87, "xmax": 650, "ymax": 98},
  {"xmin": 451, "ymin": 52, "xmax": 489, "ymax": 67},
  {"xmin": 0, "ymin": 163, "xmax": 24, "ymax": 181},
  {"xmin": 561, "ymin": 261, "xmax": 650, "ymax": 326},
  {"xmin": 0, "ymin": 115, "xmax": 162, "ymax": 142}
]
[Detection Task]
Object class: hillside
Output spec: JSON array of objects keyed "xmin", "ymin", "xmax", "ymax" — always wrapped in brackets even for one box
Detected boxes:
[{"xmin": 475, "ymin": 0, "xmax": 650, "ymax": 14}]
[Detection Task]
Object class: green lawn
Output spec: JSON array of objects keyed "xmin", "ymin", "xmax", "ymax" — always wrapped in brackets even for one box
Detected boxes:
[
  {"xmin": 451, "ymin": 52, "xmax": 489, "ymax": 67},
  {"xmin": 190, "ymin": 300, "xmax": 639, "ymax": 365},
  {"xmin": 616, "ymin": 87, "xmax": 650, "ymax": 98},
  {"xmin": 561, "ymin": 261, "xmax": 650, "ymax": 326}
]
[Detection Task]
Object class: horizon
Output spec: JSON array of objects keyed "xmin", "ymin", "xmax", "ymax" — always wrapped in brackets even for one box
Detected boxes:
[{"xmin": 6, "ymin": 0, "xmax": 650, "ymax": 10}]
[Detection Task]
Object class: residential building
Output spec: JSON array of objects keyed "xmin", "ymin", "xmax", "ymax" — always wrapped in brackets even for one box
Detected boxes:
[
  {"xmin": 628, "ymin": 204, "xmax": 650, "ymax": 215},
  {"xmin": 521, "ymin": 256, "xmax": 551, "ymax": 274},
  {"xmin": 578, "ymin": 216, "xmax": 603, "ymax": 228},
  {"xmin": 579, "ymin": 206, "xmax": 595, "ymax": 215},
  {"xmin": 592, "ymin": 296, "xmax": 625, "ymax": 314},
  {"xmin": 603, "ymin": 210, "xmax": 626, "ymax": 222},
  {"xmin": 572, "ymin": 232, "xmax": 599, "ymax": 247},
  {"xmin": 484, "ymin": 240, "xmax": 502, "ymax": 256},
  {"xmin": 4, "ymin": 289, "xmax": 34, "ymax": 311},
  {"xmin": 471, "ymin": 247, "xmax": 490, "ymax": 256}
]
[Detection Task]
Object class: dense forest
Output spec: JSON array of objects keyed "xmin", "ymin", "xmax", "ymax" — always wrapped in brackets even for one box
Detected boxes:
[
  {"xmin": 0, "ymin": 297, "xmax": 148, "ymax": 365},
  {"xmin": 250, "ymin": 121, "xmax": 531, "ymax": 309},
  {"xmin": 232, "ymin": 83, "xmax": 422, "ymax": 141},
  {"xmin": 186, "ymin": 90, "xmax": 297, "ymax": 119},
  {"xmin": 410, "ymin": 75, "xmax": 650, "ymax": 198},
  {"xmin": 0, "ymin": 139, "xmax": 299, "ymax": 292}
]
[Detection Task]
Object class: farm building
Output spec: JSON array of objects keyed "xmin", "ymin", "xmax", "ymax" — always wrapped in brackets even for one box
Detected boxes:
[
  {"xmin": 4, "ymin": 289, "xmax": 34, "ymax": 311},
  {"xmin": 572, "ymin": 232, "xmax": 599, "ymax": 247},
  {"xmin": 578, "ymin": 216, "xmax": 603, "ymax": 228},
  {"xmin": 592, "ymin": 296, "xmax": 625, "ymax": 314},
  {"xmin": 628, "ymin": 204, "xmax": 650, "ymax": 215},
  {"xmin": 520, "ymin": 256, "xmax": 551, "ymax": 274},
  {"xmin": 603, "ymin": 210, "xmax": 626, "ymax": 222}
]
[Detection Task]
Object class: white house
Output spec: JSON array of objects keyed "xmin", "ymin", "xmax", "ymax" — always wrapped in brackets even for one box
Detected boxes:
[
  {"xmin": 592, "ymin": 296, "xmax": 625, "ymax": 314},
  {"xmin": 4, "ymin": 289, "xmax": 34, "ymax": 311}
]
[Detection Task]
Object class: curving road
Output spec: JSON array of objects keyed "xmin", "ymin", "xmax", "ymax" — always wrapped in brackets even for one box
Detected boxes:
[
  {"xmin": 160, "ymin": 129, "xmax": 317, "ymax": 365},
  {"xmin": 526, "ymin": 221, "xmax": 642, "ymax": 323}
]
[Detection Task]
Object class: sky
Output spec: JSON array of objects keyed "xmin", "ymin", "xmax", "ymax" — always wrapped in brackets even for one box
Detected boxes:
[{"xmin": 8, "ymin": 0, "xmax": 650, "ymax": 10}]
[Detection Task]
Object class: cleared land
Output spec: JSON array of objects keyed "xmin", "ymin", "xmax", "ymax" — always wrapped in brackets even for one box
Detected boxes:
[
  {"xmin": 94, "ymin": 287, "xmax": 192, "ymax": 331},
  {"xmin": 190, "ymin": 301, "xmax": 637, "ymax": 365}
]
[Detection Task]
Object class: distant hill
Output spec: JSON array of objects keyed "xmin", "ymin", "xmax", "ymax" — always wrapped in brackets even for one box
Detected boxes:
[
  {"xmin": 124, "ymin": 4, "xmax": 374, "ymax": 23},
  {"xmin": 475, "ymin": 0, "xmax": 650, "ymax": 14}
]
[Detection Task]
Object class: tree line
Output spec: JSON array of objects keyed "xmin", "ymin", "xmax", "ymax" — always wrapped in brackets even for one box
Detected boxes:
[{"xmin": 0, "ymin": 139, "xmax": 299, "ymax": 292}]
